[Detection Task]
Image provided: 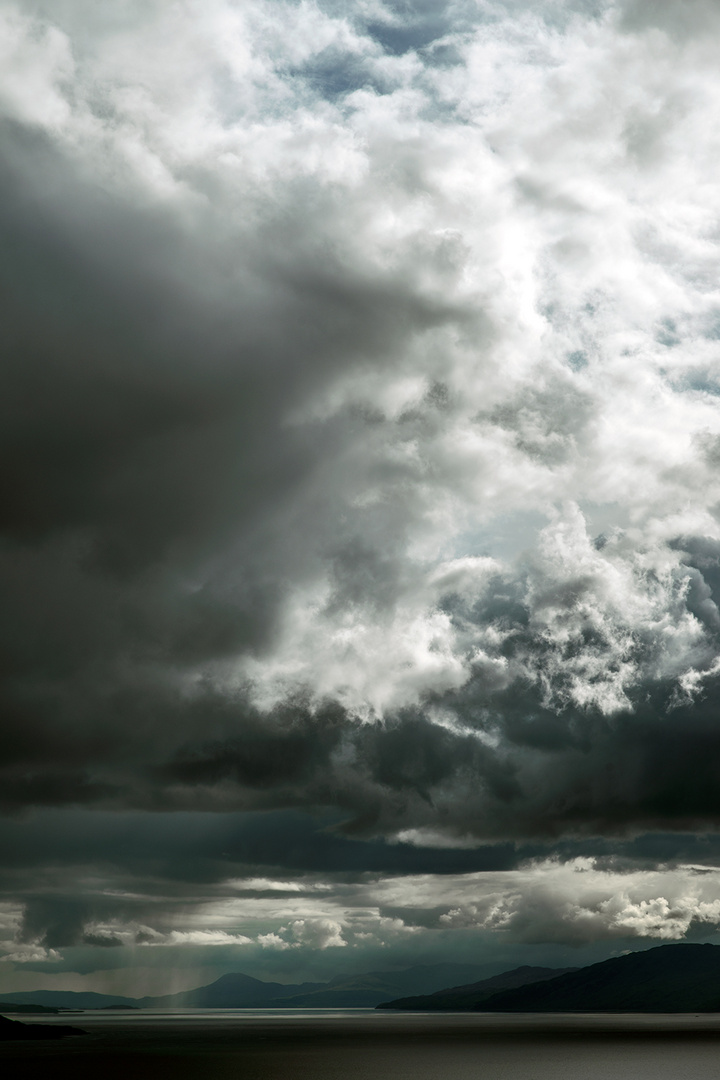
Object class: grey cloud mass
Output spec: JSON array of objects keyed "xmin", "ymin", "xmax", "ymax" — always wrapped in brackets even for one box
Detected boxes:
[{"xmin": 4, "ymin": 0, "xmax": 720, "ymax": 989}]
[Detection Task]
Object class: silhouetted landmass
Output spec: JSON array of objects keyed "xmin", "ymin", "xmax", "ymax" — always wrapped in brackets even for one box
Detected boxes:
[
  {"xmin": 474, "ymin": 944, "xmax": 720, "ymax": 1012},
  {"xmin": 145, "ymin": 963, "xmax": 492, "ymax": 1008},
  {"xmin": 0, "ymin": 1002, "xmax": 59, "ymax": 1014},
  {"xmin": 377, "ymin": 965, "xmax": 578, "ymax": 1010},
  {"xmin": 0, "ymin": 990, "xmax": 139, "ymax": 1009},
  {"xmin": 0, "ymin": 962, "xmax": 491, "ymax": 1010},
  {"xmin": 0, "ymin": 1014, "xmax": 86, "ymax": 1040},
  {"xmin": 146, "ymin": 971, "xmax": 324, "ymax": 1008},
  {"xmin": 15, "ymin": 947, "xmax": 720, "ymax": 1014}
]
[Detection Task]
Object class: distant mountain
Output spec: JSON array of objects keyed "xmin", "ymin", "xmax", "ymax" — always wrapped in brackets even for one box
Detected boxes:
[
  {"xmin": 12, "ymin": 945, "xmax": 720, "ymax": 1014},
  {"xmin": 474, "ymin": 944, "xmax": 720, "ymax": 1012},
  {"xmin": 0, "ymin": 990, "xmax": 139, "ymax": 1010},
  {"xmin": 376, "ymin": 965, "xmax": 578, "ymax": 1010},
  {"xmin": 0, "ymin": 962, "xmax": 491, "ymax": 1011},
  {"xmin": 143, "ymin": 962, "xmax": 491, "ymax": 1008},
  {"xmin": 255, "ymin": 964, "xmax": 497, "ymax": 1009},
  {"xmin": 0, "ymin": 1002, "xmax": 60, "ymax": 1014},
  {"xmin": 142, "ymin": 971, "xmax": 327, "ymax": 1008}
]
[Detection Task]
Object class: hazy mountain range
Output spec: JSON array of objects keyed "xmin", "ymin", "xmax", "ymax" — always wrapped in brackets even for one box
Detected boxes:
[
  {"xmin": 7, "ymin": 944, "xmax": 720, "ymax": 1014},
  {"xmin": 376, "ymin": 965, "xmax": 579, "ymax": 1010},
  {"xmin": 379, "ymin": 944, "xmax": 720, "ymax": 1012},
  {"xmin": 0, "ymin": 962, "xmax": 491, "ymax": 1011}
]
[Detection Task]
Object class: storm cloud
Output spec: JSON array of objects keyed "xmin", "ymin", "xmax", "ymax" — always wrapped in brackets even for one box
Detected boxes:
[{"xmin": 4, "ymin": 0, "xmax": 720, "ymax": 988}]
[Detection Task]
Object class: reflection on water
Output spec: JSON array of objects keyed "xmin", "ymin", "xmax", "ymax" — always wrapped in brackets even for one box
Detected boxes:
[{"xmin": 3, "ymin": 1010, "xmax": 720, "ymax": 1080}]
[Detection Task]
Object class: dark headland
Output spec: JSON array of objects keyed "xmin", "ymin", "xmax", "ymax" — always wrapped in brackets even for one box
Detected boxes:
[
  {"xmin": 377, "ymin": 943, "xmax": 720, "ymax": 1012},
  {"xmin": 0, "ymin": 1014, "xmax": 85, "ymax": 1041}
]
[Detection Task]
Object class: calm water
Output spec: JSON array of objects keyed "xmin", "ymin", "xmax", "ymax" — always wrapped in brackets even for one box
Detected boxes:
[{"xmin": 3, "ymin": 1009, "xmax": 720, "ymax": 1079}]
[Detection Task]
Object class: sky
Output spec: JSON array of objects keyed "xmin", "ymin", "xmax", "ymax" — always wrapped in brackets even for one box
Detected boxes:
[{"xmin": 3, "ymin": 0, "xmax": 720, "ymax": 997}]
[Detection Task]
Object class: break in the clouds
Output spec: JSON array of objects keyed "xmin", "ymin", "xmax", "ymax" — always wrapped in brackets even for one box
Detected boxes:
[{"xmin": 4, "ymin": 0, "xmax": 720, "ymax": 986}]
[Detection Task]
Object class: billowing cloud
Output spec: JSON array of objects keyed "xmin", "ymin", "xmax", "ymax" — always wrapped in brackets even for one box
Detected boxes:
[
  {"xmin": 4, "ymin": 0, "xmax": 720, "ymax": 987},
  {"xmin": 433, "ymin": 860, "xmax": 720, "ymax": 944},
  {"xmin": 8, "ymin": 855, "xmax": 720, "ymax": 982}
]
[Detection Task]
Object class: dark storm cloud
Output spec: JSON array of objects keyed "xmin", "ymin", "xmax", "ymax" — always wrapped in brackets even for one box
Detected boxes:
[
  {"xmin": 19, "ymin": 898, "xmax": 89, "ymax": 951},
  {"xmin": 0, "ymin": 809, "xmax": 519, "ymax": 885},
  {"xmin": 3, "ymin": 520, "xmax": 720, "ymax": 846},
  {"xmin": 9, "ymin": 649, "xmax": 720, "ymax": 850},
  {"xmin": 5, "ymin": 0, "xmax": 720, "ymax": 976},
  {"xmin": 0, "ymin": 807, "xmax": 523, "ymax": 953},
  {"xmin": 0, "ymin": 108, "xmax": 471, "ymax": 818},
  {"xmin": 135, "ymin": 521, "xmax": 720, "ymax": 847},
  {"xmin": 17, "ymin": 899, "xmax": 123, "ymax": 952},
  {"xmin": 0, "ymin": 121, "xmax": 451, "ymax": 562}
]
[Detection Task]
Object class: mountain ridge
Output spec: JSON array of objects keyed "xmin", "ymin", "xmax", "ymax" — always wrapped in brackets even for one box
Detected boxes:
[
  {"xmin": 12, "ymin": 944, "xmax": 720, "ymax": 1014},
  {"xmin": 475, "ymin": 943, "xmax": 720, "ymax": 1013},
  {"xmin": 377, "ymin": 943, "xmax": 720, "ymax": 1013},
  {"xmin": 0, "ymin": 961, "xmax": 492, "ymax": 1011},
  {"xmin": 376, "ymin": 965, "xmax": 579, "ymax": 1010}
]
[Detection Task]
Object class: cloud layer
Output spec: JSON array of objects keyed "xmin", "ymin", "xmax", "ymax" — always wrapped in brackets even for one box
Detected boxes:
[{"xmin": 3, "ymin": 0, "xmax": 720, "ymax": 983}]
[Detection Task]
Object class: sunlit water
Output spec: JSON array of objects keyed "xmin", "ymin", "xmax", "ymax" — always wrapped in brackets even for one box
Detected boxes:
[{"xmin": 3, "ymin": 1009, "xmax": 720, "ymax": 1079}]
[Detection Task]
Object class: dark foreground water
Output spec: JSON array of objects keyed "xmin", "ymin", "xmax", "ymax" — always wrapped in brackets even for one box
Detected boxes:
[{"xmin": 3, "ymin": 1009, "xmax": 720, "ymax": 1080}]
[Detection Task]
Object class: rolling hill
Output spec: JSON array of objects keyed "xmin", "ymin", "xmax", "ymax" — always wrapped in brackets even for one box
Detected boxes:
[
  {"xmin": 378, "ymin": 944, "xmax": 720, "ymax": 1013},
  {"xmin": 474, "ymin": 943, "xmax": 720, "ymax": 1012},
  {"xmin": 376, "ymin": 965, "xmax": 578, "ymax": 1010}
]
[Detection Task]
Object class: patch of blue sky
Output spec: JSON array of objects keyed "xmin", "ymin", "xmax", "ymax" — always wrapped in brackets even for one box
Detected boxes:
[
  {"xmin": 365, "ymin": 17, "xmax": 453, "ymax": 57},
  {"xmin": 304, "ymin": 0, "xmax": 608, "ymax": 47},
  {"xmin": 449, "ymin": 509, "xmax": 550, "ymax": 563},
  {"xmin": 361, "ymin": 1, "xmax": 606, "ymax": 59},
  {"xmin": 578, "ymin": 500, "xmax": 632, "ymax": 541},
  {"xmin": 658, "ymin": 362, "xmax": 720, "ymax": 396},
  {"xmin": 567, "ymin": 350, "xmax": 588, "ymax": 371},
  {"xmin": 702, "ymin": 318, "xmax": 720, "ymax": 341},
  {"xmin": 451, "ymin": 503, "xmax": 631, "ymax": 567},
  {"xmin": 290, "ymin": 52, "xmax": 390, "ymax": 101},
  {"xmin": 656, "ymin": 318, "xmax": 681, "ymax": 348},
  {"xmin": 679, "ymin": 373, "xmax": 720, "ymax": 396}
]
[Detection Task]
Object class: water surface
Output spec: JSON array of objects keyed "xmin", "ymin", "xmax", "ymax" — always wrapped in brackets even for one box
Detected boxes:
[{"xmin": 3, "ymin": 1009, "xmax": 720, "ymax": 1079}]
